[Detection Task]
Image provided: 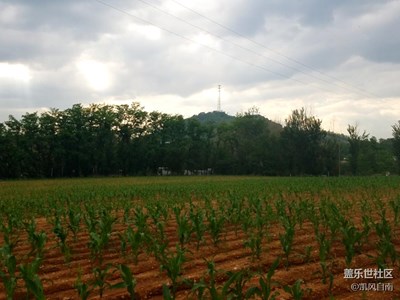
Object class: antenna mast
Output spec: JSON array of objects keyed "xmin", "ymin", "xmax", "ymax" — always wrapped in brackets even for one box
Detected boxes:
[{"xmin": 217, "ymin": 85, "xmax": 221, "ymax": 111}]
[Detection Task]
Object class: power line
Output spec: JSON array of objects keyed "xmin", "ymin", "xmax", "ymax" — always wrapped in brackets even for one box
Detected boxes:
[
  {"xmin": 169, "ymin": 0, "xmax": 379, "ymax": 98},
  {"xmin": 135, "ymin": 0, "xmax": 346, "ymax": 91},
  {"xmin": 94, "ymin": 1, "xmax": 321, "ymax": 87},
  {"xmin": 94, "ymin": 1, "xmax": 360, "ymax": 96},
  {"xmin": 218, "ymin": 85, "xmax": 221, "ymax": 111}
]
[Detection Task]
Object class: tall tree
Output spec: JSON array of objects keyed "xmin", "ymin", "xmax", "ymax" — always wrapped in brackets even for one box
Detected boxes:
[
  {"xmin": 115, "ymin": 103, "xmax": 148, "ymax": 175},
  {"xmin": 59, "ymin": 104, "xmax": 92, "ymax": 176},
  {"xmin": 347, "ymin": 124, "xmax": 369, "ymax": 175},
  {"xmin": 0, "ymin": 123, "xmax": 13, "ymax": 178},
  {"xmin": 185, "ymin": 118, "xmax": 212, "ymax": 172},
  {"xmin": 281, "ymin": 108, "xmax": 326, "ymax": 175},
  {"xmin": 3, "ymin": 116, "xmax": 24, "ymax": 177},
  {"xmin": 159, "ymin": 115, "xmax": 188, "ymax": 174},
  {"xmin": 392, "ymin": 121, "xmax": 400, "ymax": 173},
  {"xmin": 231, "ymin": 113, "xmax": 271, "ymax": 174},
  {"xmin": 87, "ymin": 104, "xmax": 118, "ymax": 175},
  {"xmin": 20, "ymin": 113, "xmax": 42, "ymax": 177},
  {"xmin": 39, "ymin": 108, "xmax": 62, "ymax": 177},
  {"xmin": 213, "ymin": 122, "xmax": 236, "ymax": 174}
]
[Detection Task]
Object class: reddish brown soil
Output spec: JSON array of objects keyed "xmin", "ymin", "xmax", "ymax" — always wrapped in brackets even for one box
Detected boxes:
[{"xmin": 1, "ymin": 211, "xmax": 400, "ymax": 299}]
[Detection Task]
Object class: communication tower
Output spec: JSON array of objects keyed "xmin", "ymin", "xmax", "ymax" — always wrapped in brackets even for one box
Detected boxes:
[{"xmin": 217, "ymin": 85, "xmax": 222, "ymax": 111}]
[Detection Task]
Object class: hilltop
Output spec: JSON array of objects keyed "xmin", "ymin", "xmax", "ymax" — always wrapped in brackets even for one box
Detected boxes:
[{"xmin": 189, "ymin": 111, "xmax": 283, "ymax": 135}]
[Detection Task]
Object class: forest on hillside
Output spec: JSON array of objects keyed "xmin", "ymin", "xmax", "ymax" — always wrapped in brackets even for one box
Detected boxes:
[{"xmin": 0, "ymin": 102, "xmax": 399, "ymax": 178}]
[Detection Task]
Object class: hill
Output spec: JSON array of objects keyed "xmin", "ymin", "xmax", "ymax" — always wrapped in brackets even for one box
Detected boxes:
[
  {"xmin": 190, "ymin": 111, "xmax": 234, "ymax": 124},
  {"xmin": 189, "ymin": 111, "xmax": 283, "ymax": 135}
]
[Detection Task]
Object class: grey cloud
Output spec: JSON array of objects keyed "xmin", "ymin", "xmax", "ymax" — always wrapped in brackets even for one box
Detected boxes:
[
  {"xmin": 0, "ymin": 0, "xmax": 399, "ymax": 138},
  {"xmin": 359, "ymin": 20, "xmax": 400, "ymax": 63},
  {"xmin": 3, "ymin": 1, "xmax": 128, "ymax": 34}
]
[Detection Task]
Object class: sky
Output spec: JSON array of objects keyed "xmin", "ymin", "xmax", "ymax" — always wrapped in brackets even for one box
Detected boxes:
[{"xmin": 1, "ymin": 0, "xmax": 399, "ymax": 138}]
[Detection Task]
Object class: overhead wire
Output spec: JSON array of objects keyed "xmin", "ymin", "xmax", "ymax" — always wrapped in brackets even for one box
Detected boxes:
[
  {"xmin": 94, "ymin": 0, "xmax": 373, "ymax": 97},
  {"xmin": 169, "ymin": 0, "xmax": 378, "ymax": 98},
  {"xmin": 94, "ymin": 0, "xmax": 322, "ymax": 89},
  {"xmin": 134, "ymin": 0, "xmax": 353, "ymax": 94}
]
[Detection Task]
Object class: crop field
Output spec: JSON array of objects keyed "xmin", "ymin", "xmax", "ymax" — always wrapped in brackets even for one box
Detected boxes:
[{"xmin": 1, "ymin": 176, "xmax": 400, "ymax": 299}]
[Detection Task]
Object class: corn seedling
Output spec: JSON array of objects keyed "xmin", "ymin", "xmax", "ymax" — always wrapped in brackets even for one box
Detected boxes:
[
  {"xmin": 68, "ymin": 207, "xmax": 81, "ymax": 241},
  {"xmin": 162, "ymin": 283, "xmax": 174, "ymax": 300},
  {"xmin": 207, "ymin": 210, "xmax": 225, "ymax": 246},
  {"xmin": 0, "ymin": 245, "xmax": 18, "ymax": 300},
  {"xmin": 374, "ymin": 215, "xmax": 397, "ymax": 269},
  {"xmin": 227, "ymin": 198, "xmax": 244, "ymax": 237},
  {"xmin": 18, "ymin": 257, "xmax": 45, "ymax": 300},
  {"xmin": 25, "ymin": 219, "xmax": 47, "ymax": 259},
  {"xmin": 74, "ymin": 270, "xmax": 92, "ymax": 300},
  {"xmin": 148, "ymin": 202, "xmax": 168, "ymax": 226},
  {"xmin": 174, "ymin": 206, "xmax": 192, "ymax": 248},
  {"xmin": 244, "ymin": 230, "xmax": 263, "ymax": 261},
  {"xmin": 160, "ymin": 245, "xmax": 187, "ymax": 297},
  {"xmin": 84, "ymin": 207, "xmax": 99, "ymax": 234},
  {"xmin": 0, "ymin": 215, "xmax": 20, "ymax": 251},
  {"xmin": 221, "ymin": 269, "xmax": 254, "ymax": 299},
  {"xmin": 98, "ymin": 209, "xmax": 117, "ymax": 248},
  {"xmin": 154, "ymin": 219, "xmax": 167, "ymax": 244},
  {"xmin": 279, "ymin": 215, "xmax": 295, "ymax": 269},
  {"xmin": 125, "ymin": 226, "xmax": 145, "ymax": 265},
  {"xmin": 148, "ymin": 235, "xmax": 169, "ymax": 264},
  {"xmin": 191, "ymin": 260, "xmax": 222, "ymax": 300},
  {"xmin": 301, "ymin": 246, "xmax": 312, "ymax": 264},
  {"xmin": 389, "ymin": 197, "xmax": 400, "ymax": 226},
  {"xmin": 112, "ymin": 264, "xmax": 138, "ymax": 300},
  {"xmin": 53, "ymin": 215, "xmax": 71, "ymax": 262},
  {"xmin": 88, "ymin": 231, "xmax": 104, "ymax": 264},
  {"xmin": 133, "ymin": 207, "xmax": 149, "ymax": 235},
  {"xmin": 283, "ymin": 279, "xmax": 309, "ymax": 300},
  {"xmin": 92, "ymin": 264, "xmax": 114, "ymax": 298},
  {"xmin": 341, "ymin": 222, "xmax": 364, "ymax": 267},
  {"xmin": 118, "ymin": 232, "xmax": 128, "ymax": 258},
  {"xmin": 87, "ymin": 209, "xmax": 117, "ymax": 264},
  {"xmin": 321, "ymin": 201, "xmax": 342, "ymax": 242},
  {"xmin": 316, "ymin": 232, "xmax": 332, "ymax": 284},
  {"xmin": 190, "ymin": 209, "xmax": 206, "ymax": 250},
  {"xmin": 246, "ymin": 258, "xmax": 280, "ymax": 300},
  {"xmin": 123, "ymin": 206, "xmax": 132, "ymax": 225},
  {"xmin": 241, "ymin": 207, "xmax": 255, "ymax": 234}
]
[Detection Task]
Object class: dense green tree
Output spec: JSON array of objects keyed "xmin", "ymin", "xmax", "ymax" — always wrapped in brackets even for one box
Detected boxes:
[
  {"xmin": 212, "ymin": 122, "xmax": 236, "ymax": 174},
  {"xmin": 392, "ymin": 121, "xmax": 400, "ymax": 173},
  {"xmin": 115, "ymin": 103, "xmax": 147, "ymax": 175},
  {"xmin": 0, "ymin": 103, "xmax": 397, "ymax": 178},
  {"xmin": 141, "ymin": 111, "xmax": 167, "ymax": 174},
  {"xmin": 377, "ymin": 138, "xmax": 397, "ymax": 174},
  {"xmin": 347, "ymin": 124, "xmax": 369, "ymax": 175},
  {"xmin": 281, "ymin": 108, "xmax": 326, "ymax": 175},
  {"xmin": 59, "ymin": 104, "xmax": 92, "ymax": 176},
  {"xmin": 38, "ymin": 108, "xmax": 62, "ymax": 177},
  {"xmin": 185, "ymin": 118, "xmax": 212, "ymax": 172},
  {"xmin": 231, "ymin": 113, "xmax": 271, "ymax": 174},
  {"xmin": 87, "ymin": 104, "xmax": 118, "ymax": 175},
  {"xmin": 0, "ymin": 122, "xmax": 16, "ymax": 178},
  {"xmin": 4, "ymin": 116, "xmax": 25, "ymax": 177},
  {"xmin": 159, "ymin": 115, "xmax": 188, "ymax": 174}
]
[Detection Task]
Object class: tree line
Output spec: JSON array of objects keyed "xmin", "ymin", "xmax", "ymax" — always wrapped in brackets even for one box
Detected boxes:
[{"xmin": 0, "ymin": 102, "xmax": 399, "ymax": 178}]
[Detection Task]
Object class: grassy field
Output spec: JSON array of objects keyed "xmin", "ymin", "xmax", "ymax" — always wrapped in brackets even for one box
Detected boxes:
[{"xmin": 1, "ymin": 176, "xmax": 400, "ymax": 299}]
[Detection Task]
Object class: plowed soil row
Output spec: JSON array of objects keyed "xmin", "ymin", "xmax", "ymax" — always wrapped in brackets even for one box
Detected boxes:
[{"xmin": 1, "ymin": 213, "xmax": 400, "ymax": 299}]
